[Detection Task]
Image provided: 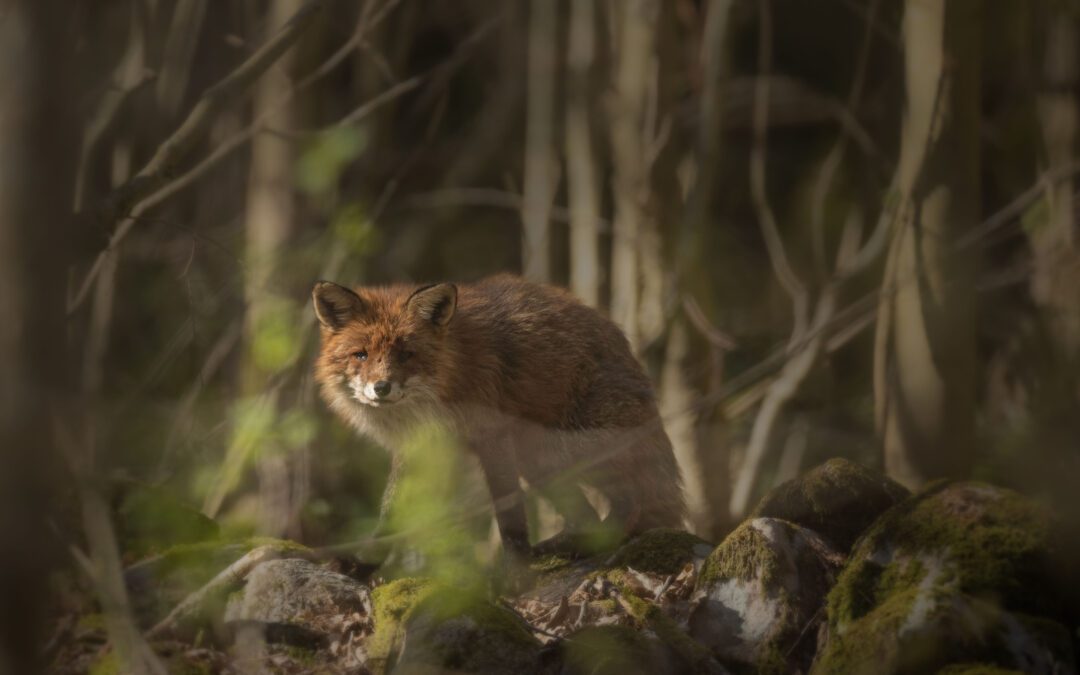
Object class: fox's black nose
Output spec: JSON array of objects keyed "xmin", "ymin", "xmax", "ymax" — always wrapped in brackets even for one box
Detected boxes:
[{"xmin": 373, "ymin": 380, "xmax": 392, "ymax": 398}]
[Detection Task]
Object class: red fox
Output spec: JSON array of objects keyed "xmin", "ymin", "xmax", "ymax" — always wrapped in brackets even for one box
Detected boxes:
[{"xmin": 312, "ymin": 274, "xmax": 685, "ymax": 556}]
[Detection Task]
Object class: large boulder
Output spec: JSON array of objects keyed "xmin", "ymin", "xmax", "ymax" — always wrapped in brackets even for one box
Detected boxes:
[
  {"xmin": 750, "ymin": 458, "xmax": 909, "ymax": 552},
  {"xmin": 688, "ymin": 517, "xmax": 843, "ymax": 673},
  {"xmin": 813, "ymin": 481, "xmax": 1074, "ymax": 674}
]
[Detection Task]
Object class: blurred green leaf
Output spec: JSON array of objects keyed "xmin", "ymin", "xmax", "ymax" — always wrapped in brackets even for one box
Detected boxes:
[
  {"xmin": 390, "ymin": 422, "xmax": 486, "ymax": 585},
  {"xmin": 296, "ymin": 126, "xmax": 367, "ymax": 196},
  {"xmin": 331, "ymin": 202, "xmax": 380, "ymax": 253},
  {"xmin": 251, "ymin": 295, "xmax": 302, "ymax": 374},
  {"xmin": 280, "ymin": 407, "xmax": 317, "ymax": 449}
]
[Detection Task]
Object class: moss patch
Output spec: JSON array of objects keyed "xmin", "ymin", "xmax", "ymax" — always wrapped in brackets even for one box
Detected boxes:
[
  {"xmin": 561, "ymin": 625, "xmax": 655, "ymax": 675},
  {"xmin": 828, "ymin": 481, "xmax": 1055, "ymax": 628},
  {"xmin": 606, "ymin": 528, "xmax": 712, "ymax": 575},
  {"xmin": 751, "ymin": 457, "xmax": 908, "ymax": 552},
  {"xmin": 396, "ymin": 586, "xmax": 540, "ymax": 672},
  {"xmin": 367, "ymin": 576, "xmax": 437, "ymax": 670},
  {"xmin": 698, "ymin": 520, "xmax": 781, "ymax": 589}
]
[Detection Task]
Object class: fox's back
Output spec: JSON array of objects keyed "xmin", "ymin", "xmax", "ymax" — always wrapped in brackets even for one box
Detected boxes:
[{"xmin": 445, "ymin": 275, "xmax": 656, "ymax": 430}]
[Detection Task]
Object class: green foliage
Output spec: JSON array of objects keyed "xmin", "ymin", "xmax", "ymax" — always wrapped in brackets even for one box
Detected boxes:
[
  {"xmin": 331, "ymin": 203, "xmax": 379, "ymax": 254},
  {"xmin": 296, "ymin": 126, "xmax": 367, "ymax": 197},
  {"xmin": 387, "ymin": 421, "xmax": 490, "ymax": 585},
  {"xmin": 250, "ymin": 295, "xmax": 304, "ymax": 375},
  {"xmin": 112, "ymin": 480, "xmax": 219, "ymax": 560}
]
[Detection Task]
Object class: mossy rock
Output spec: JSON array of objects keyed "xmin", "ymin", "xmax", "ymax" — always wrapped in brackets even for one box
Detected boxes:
[
  {"xmin": 123, "ymin": 537, "xmax": 312, "ymax": 626},
  {"xmin": 606, "ymin": 528, "xmax": 714, "ymax": 575},
  {"xmin": 559, "ymin": 624, "xmax": 677, "ymax": 675},
  {"xmin": 393, "ymin": 586, "xmax": 543, "ymax": 674},
  {"xmin": 813, "ymin": 481, "xmax": 1074, "ymax": 674},
  {"xmin": 224, "ymin": 558, "xmax": 370, "ymax": 642},
  {"xmin": 689, "ymin": 518, "xmax": 842, "ymax": 674},
  {"xmin": 525, "ymin": 528, "xmax": 712, "ymax": 605},
  {"xmin": 110, "ymin": 479, "xmax": 220, "ymax": 561},
  {"xmin": 367, "ymin": 577, "xmax": 437, "ymax": 673},
  {"xmin": 750, "ymin": 458, "xmax": 909, "ymax": 552}
]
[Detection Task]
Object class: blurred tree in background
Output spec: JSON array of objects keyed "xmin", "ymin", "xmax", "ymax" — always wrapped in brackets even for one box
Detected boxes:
[{"xmin": 2, "ymin": 0, "xmax": 1080, "ymax": 669}]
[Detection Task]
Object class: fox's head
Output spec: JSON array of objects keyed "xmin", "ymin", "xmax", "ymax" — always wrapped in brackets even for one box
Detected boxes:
[{"xmin": 312, "ymin": 281, "xmax": 457, "ymax": 410}]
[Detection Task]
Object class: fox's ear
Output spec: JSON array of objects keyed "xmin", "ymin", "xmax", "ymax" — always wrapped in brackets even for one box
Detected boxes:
[
  {"xmin": 312, "ymin": 281, "xmax": 367, "ymax": 330},
  {"xmin": 405, "ymin": 283, "xmax": 457, "ymax": 327}
]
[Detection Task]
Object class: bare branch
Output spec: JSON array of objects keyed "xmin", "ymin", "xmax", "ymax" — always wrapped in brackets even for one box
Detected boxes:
[
  {"xmin": 809, "ymin": 0, "xmax": 880, "ymax": 276},
  {"xmin": 97, "ymin": 0, "xmax": 329, "ymax": 224}
]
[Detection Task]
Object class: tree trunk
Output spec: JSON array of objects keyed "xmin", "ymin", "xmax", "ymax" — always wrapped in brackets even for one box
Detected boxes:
[
  {"xmin": 608, "ymin": 0, "xmax": 660, "ymax": 352},
  {"xmin": 565, "ymin": 0, "xmax": 601, "ymax": 307},
  {"xmin": 1032, "ymin": 8, "xmax": 1080, "ymax": 355},
  {"xmin": 245, "ymin": 0, "xmax": 303, "ymax": 537},
  {"xmin": 522, "ymin": 0, "xmax": 557, "ymax": 283},
  {"xmin": 664, "ymin": 0, "xmax": 737, "ymax": 537},
  {"xmin": 875, "ymin": 0, "xmax": 981, "ymax": 489}
]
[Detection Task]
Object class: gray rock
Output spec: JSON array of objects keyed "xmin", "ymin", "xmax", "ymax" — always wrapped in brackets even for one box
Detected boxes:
[
  {"xmin": 750, "ymin": 457, "xmax": 909, "ymax": 552},
  {"xmin": 225, "ymin": 558, "xmax": 371, "ymax": 642},
  {"xmin": 689, "ymin": 517, "xmax": 843, "ymax": 674}
]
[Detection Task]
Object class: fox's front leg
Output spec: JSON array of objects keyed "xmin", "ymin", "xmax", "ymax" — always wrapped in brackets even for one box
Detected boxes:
[{"xmin": 472, "ymin": 435, "xmax": 529, "ymax": 557}]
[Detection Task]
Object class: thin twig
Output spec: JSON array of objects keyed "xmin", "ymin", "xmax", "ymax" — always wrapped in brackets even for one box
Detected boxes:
[{"xmin": 148, "ymin": 544, "xmax": 318, "ymax": 640}]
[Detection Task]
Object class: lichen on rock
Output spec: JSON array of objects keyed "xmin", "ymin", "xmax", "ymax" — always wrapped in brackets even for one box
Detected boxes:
[{"xmin": 750, "ymin": 457, "xmax": 909, "ymax": 552}]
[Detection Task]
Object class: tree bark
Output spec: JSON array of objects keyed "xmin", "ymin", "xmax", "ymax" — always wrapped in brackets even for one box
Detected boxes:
[
  {"xmin": 522, "ymin": 0, "xmax": 557, "ymax": 283},
  {"xmin": 244, "ymin": 0, "xmax": 303, "ymax": 537},
  {"xmin": 565, "ymin": 0, "xmax": 601, "ymax": 307},
  {"xmin": 1032, "ymin": 7, "xmax": 1080, "ymax": 355},
  {"xmin": 607, "ymin": 0, "xmax": 665, "ymax": 354},
  {"xmin": 875, "ymin": 0, "xmax": 981, "ymax": 488}
]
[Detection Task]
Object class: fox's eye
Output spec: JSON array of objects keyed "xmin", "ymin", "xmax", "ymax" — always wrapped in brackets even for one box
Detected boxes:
[
  {"xmin": 400, "ymin": 350, "xmax": 415, "ymax": 363},
  {"xmin": 353, "ymin": 350, "xmax": 368, "ymax": 361}
]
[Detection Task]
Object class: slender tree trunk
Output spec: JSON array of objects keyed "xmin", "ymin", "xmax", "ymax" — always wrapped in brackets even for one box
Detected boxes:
[
  {"xmin": 1032, "ymin": 8, "xmax": 1080, "ymax": 355},
  {"xmin": 664, "ymin": 0, "xmax": 736, "ymax": 537},
  {"xmin": 522, "ymin": 0, "xmax": 557, "ymax": 283},
  {"xmin": 608, "ymin": 0, "xmax": 660, "ymax": 352},
  {"xmin": 244, "ymin": 0, "xmax": 302, "ymax": 537},
  {"xmin": 565, "ymin": 0, "xmax": 601, "ymax": 307},
  {"xmin": 875, "ymin": 0, "xmax": 981, "ymax": 488}
]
